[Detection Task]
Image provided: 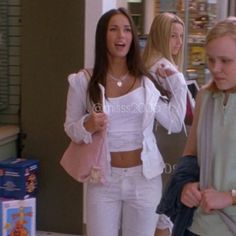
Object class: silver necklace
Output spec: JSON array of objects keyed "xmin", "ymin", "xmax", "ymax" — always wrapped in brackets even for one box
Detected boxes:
[{"xmin": 108, "ymin": 71, "xmax": 129, "ymax": 87}]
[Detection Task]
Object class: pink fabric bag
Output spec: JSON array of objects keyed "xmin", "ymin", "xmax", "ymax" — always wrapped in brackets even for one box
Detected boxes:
[
  {"xmin": 60, "ymin": 129, "xmax": 109, "ymax": 183},
  {"xmin": 60, "ymin": 69, "xmax": 110, "ymax": 184}
]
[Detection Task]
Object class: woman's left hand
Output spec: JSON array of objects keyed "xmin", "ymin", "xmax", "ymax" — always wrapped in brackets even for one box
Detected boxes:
[{"xmin": 200, "ymin": 188, "xmax": 233, "ymax": 213}]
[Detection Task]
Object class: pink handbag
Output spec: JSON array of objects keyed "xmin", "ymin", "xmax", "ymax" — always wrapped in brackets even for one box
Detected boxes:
[
  {"xmin": 60, "ymin": 69, "xmax": 110, "ymax": 184},
  {"xmin": 60, "ymin": 129, "xmax": 109, "ymax": 184}
]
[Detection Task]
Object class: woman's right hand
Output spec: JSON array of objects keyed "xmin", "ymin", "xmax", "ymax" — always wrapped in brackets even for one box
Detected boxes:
[
  {"xmin": 180, "ymin": 182, "xmax": 202, "ymax": 208},
  {"xmin": 83, "ymin": 111, "xmax": 108, "ymax": 133},
  {"xmin": 156, "ymin": 64, "xmax": 177, "ymax": 78}
]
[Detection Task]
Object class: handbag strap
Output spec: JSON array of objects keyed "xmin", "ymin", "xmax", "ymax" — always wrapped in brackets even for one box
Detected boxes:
[
  {"xmin": 80, "ymin": 68, "xmax": 94, "ymax": 113},
  {"xmin": 82, "ymin": 68, "xmax": 92, "ymax": 80},
  {"xmin": 199, "ymin": 92, "xmax": 236, "ymax": 234},
  {"xmin": 82, "ymin": 68, "xmax": 104, "ymax": 113}
]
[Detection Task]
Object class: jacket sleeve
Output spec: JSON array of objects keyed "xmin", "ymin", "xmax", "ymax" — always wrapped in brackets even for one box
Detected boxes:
[
  {"xmin": 150, "ymin": 58, "xmax": 188, "ymax": 133},
  {"xmin": 64, "ymin": 71, "xmax": 93, "ymax": 144},
  {"xmin": 154, "ymin": 72, "xmax": 187, "ymax": 133}
]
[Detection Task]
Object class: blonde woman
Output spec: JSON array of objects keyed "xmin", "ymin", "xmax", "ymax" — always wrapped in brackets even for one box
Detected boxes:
[
  {"xmin": 143, "ymin": 12, "xmax": 188, "ymax": 236},
  {"xmin": 157, "ymin": 17, "xmax": 236, "ymax": 236},
  {"xmin": 180, "ymin": 16, "xmax": 236, "ymax": 236},
  {"xmin": 143, "ymin": 12, "xmax": 194, "ymax": 124},
  {"xmin": 143, "ymin": 12, "xmax": 184, "ymax": 76}
]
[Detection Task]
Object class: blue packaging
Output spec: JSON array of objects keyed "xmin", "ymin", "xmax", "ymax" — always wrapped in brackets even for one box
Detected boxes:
[{"xmin": 0, "ymin": 158, "xmax": 39, "ymax": 199}]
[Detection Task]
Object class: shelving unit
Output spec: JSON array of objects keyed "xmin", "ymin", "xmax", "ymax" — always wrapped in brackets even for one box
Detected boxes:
[
  {"xmin": 0, "ymin": 0, "xmax": 9, "ymax": 110},
  {"xmin": 0, "ymin": 0, "xmax": 21, "ymax": 124},
  {"xmin": 185, "ymin": 1, "xmax": 218, "ymax": 85}
]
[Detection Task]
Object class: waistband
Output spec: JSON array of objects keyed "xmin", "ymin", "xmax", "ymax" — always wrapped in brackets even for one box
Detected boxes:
[{"xmin": 111, "ymin": 165, "xmax": 142, "ymax": 176}]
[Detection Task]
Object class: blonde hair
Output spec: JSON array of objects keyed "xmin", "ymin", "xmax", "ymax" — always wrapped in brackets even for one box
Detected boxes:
[
  {"xmin": 142, "ymin": 12, "xmax": 184, "ymax": 71},
  {"xmin": 206, "ymin": 17, "xmax": 236, "ymax": 91},
  {"xmin": 206, "ymin": 16, "xmax": 236, "ymax": 44}
]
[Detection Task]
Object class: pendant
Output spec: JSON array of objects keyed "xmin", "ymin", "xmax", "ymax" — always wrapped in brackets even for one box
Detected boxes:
[
  {"xmin": 108, "ymin": 72, "xmax": 129, "ymax": 87},
  {"xmin": 117, "ymin": 81, "xmax": 122, "ymax": 87}
]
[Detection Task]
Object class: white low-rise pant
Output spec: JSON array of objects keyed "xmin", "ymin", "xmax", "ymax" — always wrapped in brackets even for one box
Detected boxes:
[{"xmin": 86, "ymin": 165, "xmax": 162, "ymax": 236}]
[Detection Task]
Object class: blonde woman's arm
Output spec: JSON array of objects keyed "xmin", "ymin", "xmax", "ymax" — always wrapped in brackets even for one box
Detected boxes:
[{"xmin": 180, "ymin": 88, "xmax": 206, "ymax": 208}]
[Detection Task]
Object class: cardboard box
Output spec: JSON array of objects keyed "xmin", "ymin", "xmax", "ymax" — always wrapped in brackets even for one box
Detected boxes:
[
  {"xmin": 0, "ymin": 158, "xmax": 39, "ymax": 199},
  {"xmin": 0, "ymin": 197, "xmax": 36, "ymax": 236}
]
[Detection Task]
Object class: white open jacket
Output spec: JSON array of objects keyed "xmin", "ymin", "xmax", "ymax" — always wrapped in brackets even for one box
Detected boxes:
[{"xmin": 64, "ymin": 70, "xmax": 187, "ymax": 179}]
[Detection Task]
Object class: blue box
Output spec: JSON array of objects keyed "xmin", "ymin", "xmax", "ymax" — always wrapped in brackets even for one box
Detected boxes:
[
  {"xmin": 0, "ymin": 197, "xmax": 36, "ymax": 236},
  {"xmin": 0, "ymin": 158, "xmax": 39, "ymax": 199}
]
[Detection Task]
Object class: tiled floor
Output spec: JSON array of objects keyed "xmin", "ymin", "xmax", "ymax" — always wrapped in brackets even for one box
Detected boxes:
[{"xmin": 36, "ymin": 231, "xmax": 84, "ymax": 236}]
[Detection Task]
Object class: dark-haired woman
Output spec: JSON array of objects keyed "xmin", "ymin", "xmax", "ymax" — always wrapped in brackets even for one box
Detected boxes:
[{"xmin": 64, "ymin": 8, "xmax": 187, "ymax": 236}]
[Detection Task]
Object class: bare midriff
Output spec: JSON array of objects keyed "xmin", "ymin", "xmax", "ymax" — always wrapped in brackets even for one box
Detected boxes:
[{"xmin": 110, "ymin": 148, "xmax": 142, "ymax": 168}]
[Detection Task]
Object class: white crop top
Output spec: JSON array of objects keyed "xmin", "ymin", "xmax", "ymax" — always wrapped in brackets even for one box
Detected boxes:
[{"xmin": 106, "ymin": 87, "xmax": 145, "ymax": 152}]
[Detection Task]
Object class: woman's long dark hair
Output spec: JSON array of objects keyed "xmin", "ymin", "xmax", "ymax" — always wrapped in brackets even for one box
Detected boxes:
[{"xmin": 88, "ymin": 7, "xmax": 151, "ymax": 104}]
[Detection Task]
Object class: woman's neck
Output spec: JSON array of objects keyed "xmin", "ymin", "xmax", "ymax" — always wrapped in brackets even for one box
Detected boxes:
[{"xmin": 108, "ymin": 59, "xmax": 128, "ymax": 77}]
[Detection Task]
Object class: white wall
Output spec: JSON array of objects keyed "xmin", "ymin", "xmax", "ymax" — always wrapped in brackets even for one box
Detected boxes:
[
  {"xmin": 143, "ymin": 0, "xmax": 155, "ymax": 34},
  {"xmin": 84, "ymin": 0, "xmax": 127, "ymax": 68}
]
